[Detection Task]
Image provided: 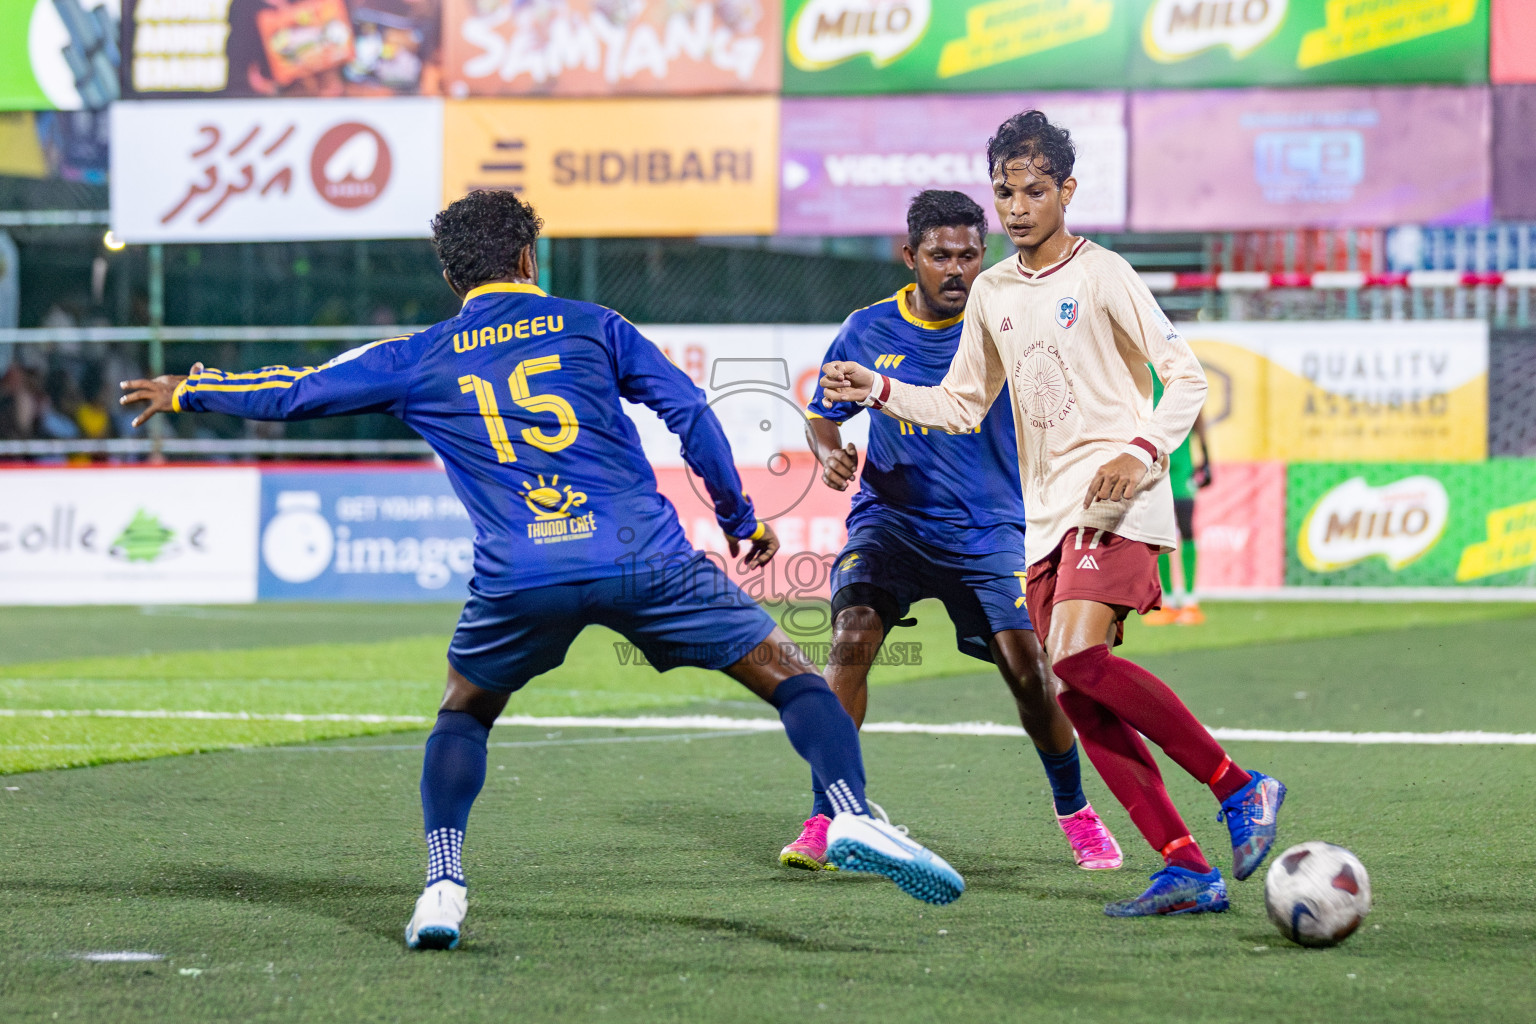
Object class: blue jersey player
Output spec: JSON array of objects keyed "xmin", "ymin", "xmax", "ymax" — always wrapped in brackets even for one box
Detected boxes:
[
  {"xmin": 780, "ymin": 191, "xmax": 1123, "ymax": 873},
  {"xmin": 121, "ymin": 190, "xmax": 966, "ymax": 949}
]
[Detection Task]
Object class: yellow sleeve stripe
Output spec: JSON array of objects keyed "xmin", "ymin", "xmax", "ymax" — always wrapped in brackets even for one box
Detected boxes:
[{"xmin": 171, "ymin": 379, "xmax": 189, "ymax": 413}]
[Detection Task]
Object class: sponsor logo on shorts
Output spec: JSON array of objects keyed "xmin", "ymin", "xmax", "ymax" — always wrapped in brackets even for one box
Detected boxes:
[{"xmin": 1076, "ymin": 554, "xmax": 1100, "ymax": 570}]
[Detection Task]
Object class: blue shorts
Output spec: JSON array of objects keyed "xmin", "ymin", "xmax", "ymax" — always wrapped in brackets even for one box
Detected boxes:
[
  {"xmin": 448, "ymin": 553, "xmax": 777, "ymax": 694},
  {"xmin": 830, "ymin": 523, "xmax": 1033, "ymax": 663}
]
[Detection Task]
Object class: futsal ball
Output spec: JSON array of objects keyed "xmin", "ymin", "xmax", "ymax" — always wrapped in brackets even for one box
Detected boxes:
[{"xmin": 1264, "ymin": 841, "xmax": 1372, "ymax": 948}]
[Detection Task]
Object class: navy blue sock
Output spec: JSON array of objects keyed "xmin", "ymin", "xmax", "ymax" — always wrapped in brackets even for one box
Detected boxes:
[
  {"xmin": 420, "ymin": 710, "xmax": 489, "ymax": 886},
  {"xmin": 1037, "ymin": 741, "xmax": 1088, "ymax": 816},
  {"xmin": 808, "ymin": 769, "xmax": 836, "ymax": 820},
  {"xmin": 770, "ymin": 674, "xmax": 866, "ymax": 816}
]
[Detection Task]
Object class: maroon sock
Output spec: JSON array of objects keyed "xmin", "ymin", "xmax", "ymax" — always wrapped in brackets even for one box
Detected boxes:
[
  {"xmin": 1057, "ymin": 689, "xmax": 1201, "ymax": 863},
  {"xmin": 1160, "ymin": 835, "xmax": 1213, "ymax": 874},
  {"xmin": 1054, "ymin": 645, "xmax": 1249, "ymax": 799}
]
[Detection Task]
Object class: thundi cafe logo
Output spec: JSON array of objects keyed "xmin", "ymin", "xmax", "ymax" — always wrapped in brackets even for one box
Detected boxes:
[
  {"xmin": 1298, "ymin": 475, "xmax": 1449, "ymax": 573},
  {"xmin": 788, "ymin": 0, "xmax": 931, "ymax": 70},
  {"xmin": 1143, "ymin": 0, "xmax": 1287, "ymax": 62}
]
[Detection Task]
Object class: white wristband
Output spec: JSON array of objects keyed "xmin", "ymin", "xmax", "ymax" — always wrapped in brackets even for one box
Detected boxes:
[{"xmin": 1122, "ymin": 443, "xmax": 1156, "ymax": 469}]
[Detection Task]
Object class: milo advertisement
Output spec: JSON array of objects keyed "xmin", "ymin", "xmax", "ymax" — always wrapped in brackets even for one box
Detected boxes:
[
  {"xmin": 1287, "ymin": 461, "xmax": 1536, "ymax": 588},
  {"xmin": 782, "ymin": 0, "xmax": 1131, "ymax": 93},
  {"xmin": 1130, "ymin": 0, "xmax": 1489, "ymax": 87},
  {"xmin": 781, "ymin": 0, "xmax": 1488, "ymax": 95}
]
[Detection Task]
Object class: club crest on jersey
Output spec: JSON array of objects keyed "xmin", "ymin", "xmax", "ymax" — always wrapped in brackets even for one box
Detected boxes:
[{"xmin": 1055, "ymin": 298, "xmax": 1079, "ymax": 330}]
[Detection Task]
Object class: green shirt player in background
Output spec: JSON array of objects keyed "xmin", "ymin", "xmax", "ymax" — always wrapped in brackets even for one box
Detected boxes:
[{"xmin": 1142, "ymin": 376, "xmax": 1212, "ymax": 626}]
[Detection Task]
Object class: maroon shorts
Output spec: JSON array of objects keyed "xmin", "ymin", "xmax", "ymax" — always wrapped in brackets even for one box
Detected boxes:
[{"xmin": 1025, "ymin": 528, "xmax": 1163, "ymax": 648}]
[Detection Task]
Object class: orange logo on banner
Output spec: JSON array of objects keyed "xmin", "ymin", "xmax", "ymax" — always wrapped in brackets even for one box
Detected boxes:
[
  {"xmin": 442, "ymin": 0, "xmax": 782, "ymax": 97},
  {"xmin": 443, "ymin": 96, "xmax": 778, "ymax": 236}
]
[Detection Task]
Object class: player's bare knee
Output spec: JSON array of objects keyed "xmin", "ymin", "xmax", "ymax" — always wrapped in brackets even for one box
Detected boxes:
[{"xmin": 440, "ymin": 667, "xmax": 509, "ymax": 728}]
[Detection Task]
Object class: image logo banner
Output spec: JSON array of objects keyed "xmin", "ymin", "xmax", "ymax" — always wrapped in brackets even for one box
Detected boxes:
[
  {"xmin": 779, "ymin": 92, "xmax": 1125, "ymax": 235},
  {"xmin": 442, "ymin": 96, "xmax": 777, "ymax": 237},
  {"xmin": 258, "ymin": 470, "xmax": 476, "ymax": 602},
  {"xmin": 0, "ymin": 468, "xmax": 259, "ymax": 605},
  {"xmin": 120, "ymin": 0, "xmax": 444, "ymax": 99},
  {"xmin": 1286, "ymin": 461, "xmax": 1536, "ymax": 588},
  {"xmin": 1130, "ymin": 0, "xmax": 1489, "ymax": 88},
  {"xmin": 782, "ymin": 0, "xmax": 1131, "ymax": 94},
  {"xmin": 1129, "ymin": 87, "xmax": 1491, "ymax": 231},
  {"xmin": 441, "ymin": 0, "xmax": 782, "ymax": 97},
  {"xmin": 110, "ymin": 97, "xmax": 444, "ymax": 243},
  {"xmin": 1187, "ymin": 321, "xmax": 1488, "ymax": 464}
]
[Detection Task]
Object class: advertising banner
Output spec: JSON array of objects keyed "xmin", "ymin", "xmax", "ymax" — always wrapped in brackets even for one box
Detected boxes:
[
  {"xmin": 1188, "ymin": 321, "xmax": 1488, "ymax": 464},
  {"xmin": 1491, "ymin": 0, "xmax": 1536, "ymax": 83},
  {"xmin": 1129, "ymin": 87, "xmax": 1491, "ymax": 231},
  {"xmin": 110, "ymin": 97, "xmax": 443, "ymax": 242},
  {"xmin": 1191, "ymin": 461, "xmax": 1286, "ymax": 592},
  {"xmin": 1493, "ymin": 86, "xmax": 1536, "ymax": 221},
  {"xmin": 1286, "ymin": 460, "xmax": 1536, "ymax": 588},
  {"xmin": 779, "ymin": 92, "xmax": 1125, "ymax": 236},
  {"xmin": 120, "ymin": 0, "xmax": 442, "ymax": 99},
  {"xmin": 0, "ymin": 468, "xmax": 259, "ymax": 604},
  {"xmin": 1128, "ymin": 0, "xmax": 1489, "ymax": 88},
  {"xmin": 258, "ymin": 469, "xmax": 475, "ymax": 601},
  {"xmin": 1, "ymin": 0, "xmax": 120, "ymax": 110},
  {"xmin": 781, "ymin": 0, "xmax": 1130, "ymax": 94},
  {"xmin": 442, "ymin": 0, "xmax": 781, "ymax": 98},
  {"xmin": 442, "ymin": 96, "xmax": 776, "ymax": 236}
]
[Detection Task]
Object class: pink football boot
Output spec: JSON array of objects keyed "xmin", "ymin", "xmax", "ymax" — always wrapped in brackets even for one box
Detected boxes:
[
  {"xmin": 779, "ymin": 814, "xmax": 838, "ymax": 871},
  {"xmin": 1058, "ymin": 803, "xmax": 1124, "ymax": 870}
]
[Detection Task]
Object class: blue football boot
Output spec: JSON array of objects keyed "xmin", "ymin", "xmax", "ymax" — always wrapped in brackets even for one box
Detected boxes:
[
  {"xmin": 1104, "ymin": 866, "xmax": 1229, "ymax": 917},
  {"xmin": 1219, "ymin": 771, "xmax": 1287, "ymax": 880}
]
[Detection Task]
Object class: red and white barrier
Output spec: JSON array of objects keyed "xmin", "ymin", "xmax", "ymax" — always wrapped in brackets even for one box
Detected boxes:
[{"xmin": 1140, "ymin": 270, "xmax": 1536, "ymax": 292}]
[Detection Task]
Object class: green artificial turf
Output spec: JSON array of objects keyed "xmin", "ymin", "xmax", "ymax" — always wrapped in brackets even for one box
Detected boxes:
[{"xmin": 4, "ymin": 601, "xmax": 1535, "ymax": 773}]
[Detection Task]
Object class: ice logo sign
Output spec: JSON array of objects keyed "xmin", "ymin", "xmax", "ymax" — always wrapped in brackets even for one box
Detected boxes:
[
  {"xmin": 1253, "ymin": 130, "xmax": 1364, "ymax": 204},
  {"xmin": 1297, "ymin": 476, "xmax": 1449, "ymax": 573},
  {"xmin": 262, "ymin": 491, "xmax": 335, "ymax": 583},
  {"xmin": 1143, "ymin": 0, "xmax": 1287, "ymax": 61},
  {"xmin": 788, "ymin": 0, "xmax": 931, "ymax": 70}
]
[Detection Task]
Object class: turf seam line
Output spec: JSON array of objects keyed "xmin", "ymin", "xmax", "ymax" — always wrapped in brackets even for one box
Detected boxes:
[{"xmin": 3, "ymin": 709, "xmax": 1536, "ymax": 744}]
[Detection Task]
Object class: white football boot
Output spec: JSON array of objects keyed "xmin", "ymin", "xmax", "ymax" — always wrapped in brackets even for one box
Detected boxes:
[
  {"xmin": 405, "ymin": 880, "xmax": 467, "ymax": 950},
  {"xmin": 825, "ymin": 802, "xmax": 965, "ymax": 905}
]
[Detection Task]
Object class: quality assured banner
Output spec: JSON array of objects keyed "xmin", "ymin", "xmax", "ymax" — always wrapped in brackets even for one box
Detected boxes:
[
  {"xmin": 121, "ymin": 0, "xmax": 443, "ymax": 99},
  {"xmin": 1129, "ymin": 0, "xmax": 1489, "ymax": 88},
  {"xmin": 779, "ymin": 92, "xmax": 1125, "ymax": 235},
  {"xmin": 1130, "ymin": 87, "xmax": 1491, "ymax": 231},
  {"xmin": 0, "ymin": 468, "xmax": 259, "ymax": 604},
  {"xmin": 1186, "ymin": 321, "xmax": 1488, "ymax": 463},
  {"xmin": 1, "ymin": 0, "xmax": 120, "ymax": 110},
  {"xmin": 442, "ymin": 95, "xmax": 777, "ymax": 236},
  {"xmin": 258, "ymin": 469, "xmax": 475, "ymax": 601},
  {"xmin": 1287, "ymin": 460, "xmax": 1536, "ymax": 588},
  {"xmin": 442, "ymin": 0, "xmax": 781, "ymax": 97},
  {"xmin": 111, "ymin": 97, "xmax": 443, "ymax": 242},
  {"xmin": 782, "ymin": 0, "xmax": 1130, "ymax": 94}
]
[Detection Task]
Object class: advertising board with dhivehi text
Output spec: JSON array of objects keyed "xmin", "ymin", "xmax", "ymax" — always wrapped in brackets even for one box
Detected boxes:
[
  {"xmin": 780, "ymin": 92, "xmax": 1125, "ymax": 236},
  {"xmin": 0, "ymin": 468, "xmax": 259, "ymax": 605},
  {"xmin": 442, "ymin": 95, "xmax": 777, "ymax": 236},
  {"xmin": 111, "ymin": 97, "xmax": 443, "ymax": 242},
  {"xmin": 441, "ymin": 0, "xmax": 781, "ymax": 97},
  {"xmin": 1186, "ymin": 321, "xmax": 1487, "ymax": 463},
  {"xmin": 1287, "ymin": 460, "xmax": 1536, "ymax": 588}
]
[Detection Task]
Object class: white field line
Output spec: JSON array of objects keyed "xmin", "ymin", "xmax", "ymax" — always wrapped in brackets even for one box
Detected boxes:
[{"xmin": 1, "ymin": 708, "xmax": 1535, "ymax": 745}]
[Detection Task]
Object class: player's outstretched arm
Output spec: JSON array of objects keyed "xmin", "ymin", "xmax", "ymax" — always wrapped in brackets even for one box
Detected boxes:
[{"xmin": 121, "ymin": 336, "xmax": 413, "ymax": 427}]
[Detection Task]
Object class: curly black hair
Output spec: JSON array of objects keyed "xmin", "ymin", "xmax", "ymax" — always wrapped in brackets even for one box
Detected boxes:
[
  {"xmin": 986, "ymin": 110, "xmax": 1075, "ymax": 188},
  {"xmin": 906, "ymin": 189, "xmax": 987, "ymax": 250},
  {"xmin": 431, "ymin": 189, "xmax": 545, "ymax": 292}
]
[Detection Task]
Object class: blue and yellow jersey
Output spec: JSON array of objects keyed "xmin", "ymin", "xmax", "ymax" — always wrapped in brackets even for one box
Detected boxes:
[
  {"xmin": 809, "ymin": 284, "xmax": 1025, "ymax": 555},
  {"xmin": 174, "ymin": 283, "xmax": 760, "ymax": 593}
]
